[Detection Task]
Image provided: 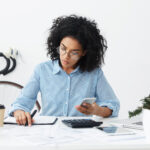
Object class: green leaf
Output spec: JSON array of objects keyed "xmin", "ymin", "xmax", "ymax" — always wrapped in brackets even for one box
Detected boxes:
[
  {"xmin": 128, "ymin": 107, "xmax": 143, "ymax": 118},
  {"xmin": 128, "ymin": 94, "xmax": 150, "ymax": 118}
]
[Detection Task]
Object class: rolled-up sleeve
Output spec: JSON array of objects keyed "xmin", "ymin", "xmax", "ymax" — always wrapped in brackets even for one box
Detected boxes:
[
  {"xmin": 8, "ymin": 64, "xmax": 41, "ymax": 116},
  {"xmin": 96, "ymin": 70, "xmax": 120, "ymax": 117}
]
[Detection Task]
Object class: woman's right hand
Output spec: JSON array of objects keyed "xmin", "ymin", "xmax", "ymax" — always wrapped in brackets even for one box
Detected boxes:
[{"xmin": 13, "ymin": 110, "xmax": 33, "ymax": 126}]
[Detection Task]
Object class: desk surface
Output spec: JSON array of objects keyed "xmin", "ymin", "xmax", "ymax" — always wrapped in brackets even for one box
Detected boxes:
[{"xmin": 0, "ymin": 117, "xmax": 150, "ymax": 150}]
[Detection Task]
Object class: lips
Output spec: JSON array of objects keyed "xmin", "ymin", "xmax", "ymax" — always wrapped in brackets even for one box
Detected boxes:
[{"xmin": 62, "ymin": 60, "xmax": 69, "ymax": 64}]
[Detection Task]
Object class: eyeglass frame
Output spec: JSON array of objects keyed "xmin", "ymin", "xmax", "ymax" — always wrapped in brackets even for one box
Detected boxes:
[{"xmin": 57, "ymin": 46, "xmax": 82, "ymax": 60}]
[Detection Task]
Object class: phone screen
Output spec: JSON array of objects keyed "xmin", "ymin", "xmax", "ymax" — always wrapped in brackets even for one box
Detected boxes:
[{"xmin": 96, "ymin": 126, "xmax": 135, "ymax": 135}]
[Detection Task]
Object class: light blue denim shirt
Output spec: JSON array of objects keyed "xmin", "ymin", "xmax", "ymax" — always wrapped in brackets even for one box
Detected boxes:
[{"xmin": 9, "ymin": 60, "xmax": 120, "ymax": 117}]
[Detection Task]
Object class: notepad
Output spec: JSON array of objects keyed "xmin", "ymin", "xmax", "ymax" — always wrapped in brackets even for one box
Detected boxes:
[{"xmin": 4, "ymin": 116, "xmax": 57, "ymax": 125}]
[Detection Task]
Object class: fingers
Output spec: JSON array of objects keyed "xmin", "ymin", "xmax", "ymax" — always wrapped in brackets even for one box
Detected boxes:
[
  {"xmin": 15, "ymin": 115, "xmax": 20, "ymax": 125},
  {"xmin": 76, "ymin": 102, "xmax": 96, "ymax": 115},
  {"xmin": 75, "ymin": 105, "xmax": 92, "ymax": 115},
  {"xmin": 32, "ymin": 119, "xmax": 35, "ymax": 123},
  {"xmin": 25, "ymin": 112, "xmax": 32, "ymax": 126},
  {"xmin": 14, "ymin": 110, "xmax": 32, "ymax": 126},
  {"xmin": 81, "ymin": 103, "xmax": 88, "ymax": 109},
  {"xmin": 19, "ymin": 114, "xmax": 23, "ymax": 125},
  {"xmin": 21, "ymin": 112, "xmax": 27, "ymax": 125},
  {"xmin": 82, "ymin": 103, "xmax": 91, "ymax": 108},
  {"xmin": 14, "ymin": 110, "xmax": 25, "ymax": 125}
]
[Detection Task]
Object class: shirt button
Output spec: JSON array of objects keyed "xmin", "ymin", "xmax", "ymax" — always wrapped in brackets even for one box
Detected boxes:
[
  {"xmin": 66, "ymin": 102, "xmax": 67, "ymax": 104},
  {"xmin": 66, "ymin": 88, "xmax": 69, "ymax": 91}
]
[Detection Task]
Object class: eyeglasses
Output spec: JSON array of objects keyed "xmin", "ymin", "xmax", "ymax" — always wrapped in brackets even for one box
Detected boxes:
[{"xmin": 58, "ymin": 46, "xmax": 81, "ymax": 59}]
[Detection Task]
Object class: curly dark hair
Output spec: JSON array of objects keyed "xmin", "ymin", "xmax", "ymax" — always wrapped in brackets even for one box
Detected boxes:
[{"xmin": 47, "ymin": 15, "xmax": 107, "ymax": 72}]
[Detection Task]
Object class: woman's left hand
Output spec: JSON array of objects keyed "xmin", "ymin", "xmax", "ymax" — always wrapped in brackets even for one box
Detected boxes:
[
  {"xmin": 75, "ymin": 102, "xmax": 100, "ymax": 115},
  {"xmin": 75, "ymin": 102, "xmax": 112, "ymax": 117}
]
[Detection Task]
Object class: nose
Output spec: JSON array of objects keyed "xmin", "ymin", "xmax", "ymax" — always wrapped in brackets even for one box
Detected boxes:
[{"xmin": 64, "ymin": 51, "xmax": 70, "ymax": 59}]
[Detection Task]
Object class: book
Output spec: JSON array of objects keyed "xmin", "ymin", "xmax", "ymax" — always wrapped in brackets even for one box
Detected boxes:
[{"xmin": 4, "ymin": 116, "xmax": 57, "ymax": 125}]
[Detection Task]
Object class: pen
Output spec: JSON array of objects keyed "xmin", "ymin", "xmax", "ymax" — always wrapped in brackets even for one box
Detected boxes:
[
  {"xmin": 25, "ymin": 110, "xmax": 37, "ymax": 126},
  {"xmin": 52, "ymin": 118, "xmax": 58, "ymax": 125},
  {"xmin": 31, "ymin": 110, "xmax": 37, "ymax": 118}
]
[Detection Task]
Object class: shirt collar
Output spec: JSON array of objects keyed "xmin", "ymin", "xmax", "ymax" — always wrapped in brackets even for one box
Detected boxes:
[
  {"xmin": 52, "ymin": 59, "xmax": 80, "ymax": 75},
  {"xmin": 52, "ymin": 60, "xmax": 61, "ymax": 75},
  {"xmin": 71, "ymin": 65, "xmax": 80, "ymax": 74}
]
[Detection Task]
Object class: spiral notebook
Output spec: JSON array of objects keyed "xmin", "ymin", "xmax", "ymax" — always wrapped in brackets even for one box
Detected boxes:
[{"xmin": 4, "ymin": 116, "xmax": 58, "ymax": 125}]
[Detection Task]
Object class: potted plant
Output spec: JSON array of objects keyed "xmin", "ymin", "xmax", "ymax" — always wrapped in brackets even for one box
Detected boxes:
[{"xmin": 129, "ymin": 94, "xmax": 150, "ymax": 142}]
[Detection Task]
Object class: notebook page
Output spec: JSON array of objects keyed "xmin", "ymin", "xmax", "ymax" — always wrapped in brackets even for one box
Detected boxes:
[{"xmin": 4, "ymin": 116, "xmax": 56, "ymax": 124}]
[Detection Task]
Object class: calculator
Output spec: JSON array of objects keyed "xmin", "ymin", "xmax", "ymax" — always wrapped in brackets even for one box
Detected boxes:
[{"xmin": 62, "ymin": 119, "xmax": 103, "ymax": 128}]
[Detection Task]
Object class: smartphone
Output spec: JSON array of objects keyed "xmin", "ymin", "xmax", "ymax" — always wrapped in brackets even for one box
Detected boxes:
[
  {"xmin": 81, "ymin": 97, "xmax": 96, "ymax": 107},
  {"xmin": 95, "ymin": 126, "xmax": 135, "ymax": 136}
]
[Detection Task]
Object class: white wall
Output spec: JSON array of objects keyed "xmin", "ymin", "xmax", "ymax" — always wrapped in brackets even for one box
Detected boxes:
[{"xmin": 0, "ymin": 0, "xmax": 150, "ymax": 118}]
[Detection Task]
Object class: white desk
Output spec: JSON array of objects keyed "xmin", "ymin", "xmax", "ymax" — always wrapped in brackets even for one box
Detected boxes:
[{"xmin": 0, "ymin": 117, "xmax": 150, "ymax": 150}]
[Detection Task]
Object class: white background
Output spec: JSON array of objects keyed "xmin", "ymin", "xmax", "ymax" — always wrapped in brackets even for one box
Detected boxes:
[{"xmin": 0, "ymin": 0, "xmax": 150, "ymax": 118}]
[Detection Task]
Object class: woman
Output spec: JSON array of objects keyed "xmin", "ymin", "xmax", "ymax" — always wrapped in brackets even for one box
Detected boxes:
[{"xmin": 9, "ymin": 15, "xmax": 120, "ymax": 126}]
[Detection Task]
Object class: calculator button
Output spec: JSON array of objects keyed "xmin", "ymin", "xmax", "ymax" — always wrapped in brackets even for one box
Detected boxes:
[{"xmin": 62, "ymin": 119, "xmax": 103, "ymax": 128}]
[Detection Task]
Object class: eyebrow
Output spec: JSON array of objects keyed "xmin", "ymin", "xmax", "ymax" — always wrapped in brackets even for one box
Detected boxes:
[{"xmin": 61, "ymin": 43, "xmax": 81, "ymax": 51}]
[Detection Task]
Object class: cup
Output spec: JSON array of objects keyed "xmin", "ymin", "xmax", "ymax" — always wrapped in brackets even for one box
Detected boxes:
[{"xmin": 0, "ymin": 104, "xmax": 5, "ymax": 127}]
